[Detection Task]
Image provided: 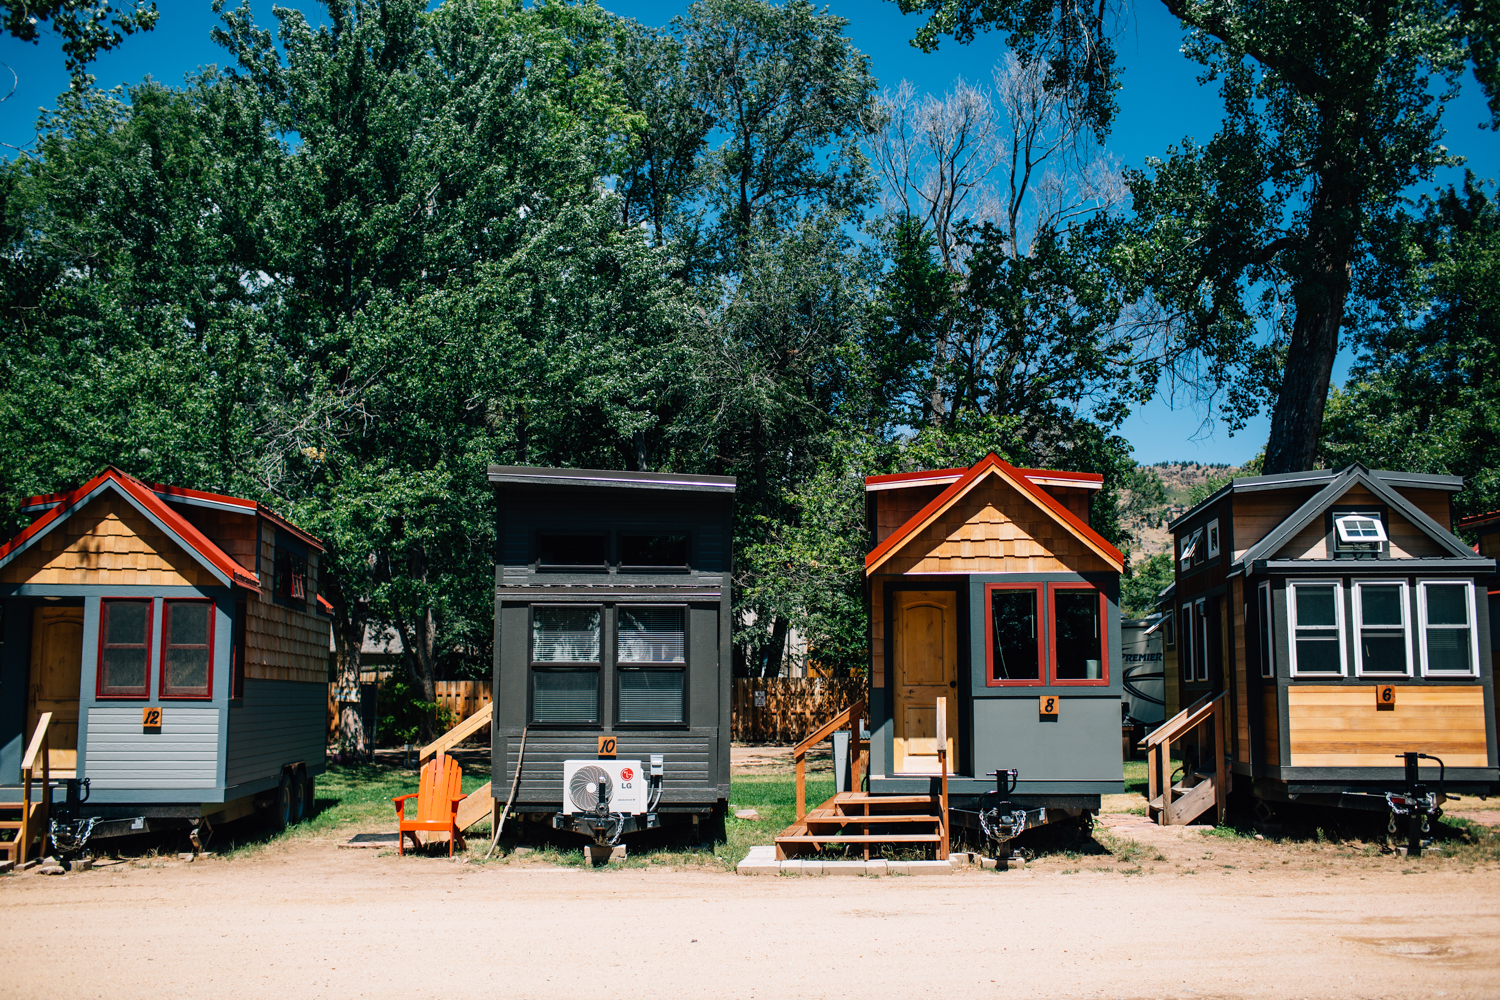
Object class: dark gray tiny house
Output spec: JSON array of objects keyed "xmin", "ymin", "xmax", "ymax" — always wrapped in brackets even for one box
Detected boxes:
[{"xmin": 489, "ymin": 466, "xmax": 735, "ymax": 840}]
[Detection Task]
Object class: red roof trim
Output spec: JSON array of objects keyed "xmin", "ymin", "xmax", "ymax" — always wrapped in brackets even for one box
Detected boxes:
[
  {"xmin": 1459, "ymin": 509, "xmax": 1500, "ymax": 528},
  {"xmin": 865, "ymin": 466, "xmax": 1104, "ymax": 491},
  {"xmin": 146, "ymin": 482, "xmax": 256, "ymax": 510},
  {"xmin": 864, "ymin": 453, "xmax": 1124, "ymax": 574}
]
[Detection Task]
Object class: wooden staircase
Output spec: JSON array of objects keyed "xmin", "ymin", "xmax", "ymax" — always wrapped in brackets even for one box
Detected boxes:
[
  {"xmin": 418, "ymin": 707, "xmax": 494, "ymax": 837},
  {"xmin": 2, "ymin": 712, "xmax": 62, "ymax": 866},
  {"xmin": 774, "ymin": 695, "xmax": 950, "ymax": 860},
  {"xmin": 1143, "ymin": 692, "xmax": 1230, "ymax": 826}
]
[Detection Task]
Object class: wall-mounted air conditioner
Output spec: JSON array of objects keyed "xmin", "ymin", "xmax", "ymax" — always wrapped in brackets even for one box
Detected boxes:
[{"xmin": 562, "ymin": 759, "xmax": 649, "ymax": 815}]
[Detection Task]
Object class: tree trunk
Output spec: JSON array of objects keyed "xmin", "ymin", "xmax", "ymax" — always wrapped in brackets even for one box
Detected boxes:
[
  {"xmin": 1264, "ymin": 183, "xmax": 1356, "ymax": 474},
  {"xmin": 762, "ymin": 616, "xmax": 789, "ymax": 678},
  {"xmin": 396, "ymin": 606, "xmax": 441, "ymax": 744},
  {"xmin": 332, "ymin": 603, "xmax": 368, "ymax": 757}
]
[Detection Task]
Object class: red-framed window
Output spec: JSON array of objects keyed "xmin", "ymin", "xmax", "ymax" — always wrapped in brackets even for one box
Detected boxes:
[
  {"xmin": 985, "ymin": 583, "xmax": 1044, "ymax": 686},
  {"xmin": 1048, "ymin": 584, "xmax": 1109, "ymax": 686},
  {"xmin": 97, "ymin": 598, "xmax": 153, "ymax": 698},
  {"xmin": 160, "ymin": 599, "xmax": 214, "ymax": 699}
]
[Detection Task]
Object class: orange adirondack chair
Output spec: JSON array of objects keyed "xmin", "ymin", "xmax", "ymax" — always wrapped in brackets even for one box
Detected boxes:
[{"xmin": 392, "ymin": 752, "xmax": 468, "ymax": 856}]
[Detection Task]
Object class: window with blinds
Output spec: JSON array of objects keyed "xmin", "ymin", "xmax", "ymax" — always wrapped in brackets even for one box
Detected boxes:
[
  {"xmin": 617, "ymin": 606, "xmax": 686, "ymax": 723},
  {"xmin": 530, "ymin": 606, "xmax": 600, "ymax": 723}
]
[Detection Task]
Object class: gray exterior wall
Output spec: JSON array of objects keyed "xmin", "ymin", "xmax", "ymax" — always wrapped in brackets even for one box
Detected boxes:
[
  {"xmin": 870, "ymin": 571, "xmax": 1125, "ymax": 799},
  {"xmin": 225, "ymin": 678, "xmax": 329, "ymax": 798},
  {"xmin": 84, "ymin": 705, "xmax": 221, "ymax": 791}
]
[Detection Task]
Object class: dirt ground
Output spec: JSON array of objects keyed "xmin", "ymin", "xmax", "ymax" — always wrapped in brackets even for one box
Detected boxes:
[{"xmin": 4, "ymin": 755, "xmax": 1500, "ymax": 1000}]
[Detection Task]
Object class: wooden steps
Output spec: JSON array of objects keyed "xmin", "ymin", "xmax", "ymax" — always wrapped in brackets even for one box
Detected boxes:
[{"xmin": 774, "ymin": 790, "xmax": 945, "ymax": 860}]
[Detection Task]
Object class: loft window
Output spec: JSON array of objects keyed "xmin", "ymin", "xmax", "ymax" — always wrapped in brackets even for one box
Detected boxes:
[
  {"xmin": 987, "ymin": 585, "xmax": 1041, "ymax": 684},
  {"xmin": 530, "ymin": 606, "xmax": 600, "ymax": 723},
  {"xmin": 1206, "ymin": 519, "xmax": 1221, "ymax": 559},
  {"xmin": 1334, "ymin": 514, "xmax": 1386, "ymax": 555},
  {"xmin": 1161, "ymin": 610, "xmax": 1175, "ymax": 649},
  {"xmin": 1179, "ymin": 529, "xmax": 1202, "ymax": 571},
  {"xmin": 620, "ymin": 534, "xmax": 689, "ymax": 569},
  {"xmin": 1289, "ymin": 581, "xmax": 1345, "ymax": 676},
  {"xmin": 1256, "ymin": 582, "xmax": 1275, "ymax": 679},
  {"xmin": 161, "ymin": 600, "xmax": 213, "ymax": 699},
  {"xmin": 1418, "ymin": 581, "xmax": 1478, "ymax": 676},
  {"xmin": 98, "ymin": 599, "xmax": 152, "ymax": 698},
  {"xmin": 537, "ymin": 534, "xmax": 607, "ymax": 569},
  {"xmin": 616, "ymin": 606, "xmax": 686, "ymax": 723},
  {"xmin": 1353, "ymin": 582, "xmax": 1410, "ymax": 676},
  {"xmin": 273, "ymin": 546, "xmax": 308, "ymax": 606},
  {"xmin": 1052, "ymin": 588, "xmax": 1105, "ymax": 683}
]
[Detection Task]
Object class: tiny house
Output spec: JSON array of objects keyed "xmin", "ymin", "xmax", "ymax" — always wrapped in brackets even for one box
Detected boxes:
[
  {"xmin": 862, "ymin": 454, "xmax": 1125, "ymax": 819},
  {"xmin": 0, "ymin": 468, "xmax": 330, "ymax": 859},
  {"xmin": 489, "ymin": 466, "xmax": 735, "ymax": 843},
  {"xmin": 1158, "ymin": 463, "xmax": 1498, "ymax": 824}
]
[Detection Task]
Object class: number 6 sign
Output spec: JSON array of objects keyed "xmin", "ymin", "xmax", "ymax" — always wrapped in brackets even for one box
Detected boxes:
[{"xmin": 1039, "ymin": 695, "xmax": 1059, "ymax": 717}]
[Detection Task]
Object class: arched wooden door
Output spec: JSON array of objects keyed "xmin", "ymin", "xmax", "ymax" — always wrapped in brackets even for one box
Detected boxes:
[
  {"xmin": 29, "ymin": 606, "xmax": 85, "ymax": 765},
  {"xmin": 892, "ymin": 590, "xmax": 958, "ymax": 774}
]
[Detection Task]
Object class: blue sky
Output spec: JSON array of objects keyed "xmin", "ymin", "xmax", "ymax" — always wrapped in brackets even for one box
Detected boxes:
[{"xmin": 3, "ymin": 1, "xmax": 1496, "ymax": 466}]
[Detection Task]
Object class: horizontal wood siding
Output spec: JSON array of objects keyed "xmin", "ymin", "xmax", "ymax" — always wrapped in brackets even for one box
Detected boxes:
[
  {"xmin": 1231, "ymin": 490, "xmax": 1319, "ymax": 561},
  {"xmin": 1277, "ymin": 521, "xmax": 1328, "ymax": 561},
  {"xmin": 1, "ymin": 495, "xmax": 211, "ymax": 587},
  {"xmin": 1394, "ymin": 488, "xmax": 1453, "ymax": 532},
  {"xmin": 498, "ymin": 729, "xmax": 717, "ymax": 806},
  {"xmin": 882, "ymin": 475, "xmax": 1114, "ymax": 576},
  {"xmin": 84, "ymin": 705, "xmax": 220, "ymax": 788},
  {"xmin": 1233, "ymin": 578, "xmax": 1250, "ymax": 765},
  {"xmin": 1387, "ymin": 510, "xmax": 1445, "ymax": 558},
  {"xmin": 1286, "ymin": 685, "xmax": 1490, "ymax": 767},
  {"xmin": 226, "ymin": 679, "xmax": 327, "ymax": 789}
]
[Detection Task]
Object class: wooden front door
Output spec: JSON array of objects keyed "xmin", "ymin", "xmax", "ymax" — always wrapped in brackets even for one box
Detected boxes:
[
  {"xmin": 893, "ymin": 590, "xmax": 958, "ymax": 774},
  {"xmin": 28, "ymin": 606, "xmax": 85, "ymax": 767}
]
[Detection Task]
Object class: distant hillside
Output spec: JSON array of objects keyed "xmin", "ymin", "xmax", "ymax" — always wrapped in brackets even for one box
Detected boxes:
[{"xmin": 1125, "ymin": 462, "xmax": 1240, "ymax": 558}]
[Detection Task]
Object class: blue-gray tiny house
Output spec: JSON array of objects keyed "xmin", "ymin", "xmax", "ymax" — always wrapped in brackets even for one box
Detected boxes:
[
  {"xmin": 0, "ymin": 469, "xmax": 331, "ymax": 862},
  {"xmin": 863, "ymin": 455, "xmax": 1126, "ymax": 837}
]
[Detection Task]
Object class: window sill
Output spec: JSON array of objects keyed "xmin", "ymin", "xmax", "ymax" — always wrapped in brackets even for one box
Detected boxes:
[{"xmin": 95, "ymin": 692, "xmax": 150, "ymax": 700}]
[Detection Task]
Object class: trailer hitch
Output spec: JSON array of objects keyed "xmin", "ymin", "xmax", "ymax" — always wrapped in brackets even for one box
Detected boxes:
[
  {"xmin": 48, "ymin": 778, "xmax": 97, "ymax": 860},
  {"xmin": 1386, "ymin": 752, "xmax": 1445, "ymax": 857}
]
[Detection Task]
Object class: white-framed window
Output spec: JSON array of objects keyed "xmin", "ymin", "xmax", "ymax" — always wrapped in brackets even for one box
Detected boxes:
[
  {"xmin": 1179, "ymin": 602, "xmax": 1194, "ymax": 682},
  {"xmin": 1207, "ymin": 518, "xmax": 1221, "ymax": 559},
  {"xmin": 1352, "ymin": 581, "xmax": 1411, "ymax": 676},
  {"xmin": 1334, "ymin": 513, "xmax": 1387, "ymax": 555},
  {"xmin": 1194, "ymin": 597, "xmax": 1210, "ymax": 682},
  {"xmin": 1418, "ymin": 580, "xmax": 1480, "ymax": 677},
  {"xmin": 1180, "ymin": 528, "xmax": 1202, "ymax": 571},
  {"xmin": 1288, "ymin": 580, "xmax": 1346, "ymax": 677},
  {"xmin": 1256, "ymin": 581, "xmax": 1275, "ymax": 679}
]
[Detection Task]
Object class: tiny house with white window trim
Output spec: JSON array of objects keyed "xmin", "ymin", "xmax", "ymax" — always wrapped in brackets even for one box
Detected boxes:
[{"xmin": 1158, "ymin": 463, "xmax": 1498, "ymax": 822}]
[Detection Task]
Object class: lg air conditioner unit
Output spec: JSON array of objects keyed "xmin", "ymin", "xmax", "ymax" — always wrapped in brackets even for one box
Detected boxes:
[{"xmin": 562, "ymin": 759, "xmax": 649, "ymax": 815}]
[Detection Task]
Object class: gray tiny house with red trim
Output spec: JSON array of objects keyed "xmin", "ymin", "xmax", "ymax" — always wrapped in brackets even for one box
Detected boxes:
[
  {"xmin": 488, "ymin": 466, "xmax": 736, "ymax": 841},
  {"xmin": 0, "ymin": 468, "xmax": 331, "ymax": 849},
  {"xmin": 862, "ymin": 454, "xmax": 1125, "ymax": 815}
]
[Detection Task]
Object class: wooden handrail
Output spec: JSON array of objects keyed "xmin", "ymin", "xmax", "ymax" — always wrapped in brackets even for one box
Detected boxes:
[
  {"xmin": 793, "ymin": 698, "xmax": 867, "ymax": 822},
  {"xmin": 1142, "ymin": 692, "xmax": 1220, "ymax": 748},
  {"xmin": 420, "ymin": 707, "xmax": 492, "ymax": 763},
  {"xmin": 792, "ymin": 698, "xmax": 866, "ymax": 758},
  {"xmin": 21, "ymin": 711, "xmax": 52, "ymax": 771}
]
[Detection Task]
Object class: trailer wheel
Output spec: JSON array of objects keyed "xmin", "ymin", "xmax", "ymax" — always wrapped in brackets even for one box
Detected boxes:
[
  {"xmin": 290, "ymin": 766, "xmax": 309, "ymax": 823},
  {"xmin": 267, "ymin": 772, "xmax": 294, "ymax": 832}
]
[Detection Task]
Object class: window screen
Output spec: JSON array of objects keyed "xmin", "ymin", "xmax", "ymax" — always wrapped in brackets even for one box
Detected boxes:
[
  {"xmin": 1355, "ymin": 583, "xmax": 1408, "ymax": 675},
  {"xmin": 99, "ymin": 599, "xmax": 151, "ymax": 697},
  {"xmin": 1053, "ymin": 590, "xmax": 1103, "ymax": 681},
  {"xmin": 617, "ymin": 607, "xmax": 686, "ymax": 723},
  {"xmin": 620, "ymin": 534, "xmax": 689, "ymax": 568},
  {"xmin": 1292, "ymin": 583, "xmax": 1343, "ymax": 674},
  {"xmin": 161, "ymin": 600, "xmax": 212, "ymax": 698},
  {"xmin": 990, "ymin": 588, "xmax": 1039, "ymax": 681},
  {"xmin": 530, "ymin": 606, "xmax": 601, "ymax": 723},
  {"xmin": 537, "ymin": 534, "xmax": 607, "ymax": 568},
  {"xmin": 1421, "ymin": 582, "xmax": 1474, "ymax": 675}
]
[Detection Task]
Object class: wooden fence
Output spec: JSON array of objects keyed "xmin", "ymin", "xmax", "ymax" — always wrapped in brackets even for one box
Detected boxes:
[
  {"xmin": 731, "ymin": 678, "xmax": 867, "ymax": 743},
  {"xmin": 329, "ymin": 677, "xmax": 863, "ymax": 745}
]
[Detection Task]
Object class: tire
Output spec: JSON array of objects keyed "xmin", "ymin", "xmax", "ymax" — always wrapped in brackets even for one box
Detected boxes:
[
  {"xmin": 268, "ymin": 772, "xmax": 293, "ymax": 832},
  {"xmin": 302, "ymin": 771, "xmax": 317, "ymax": 821},
  {"xmin": 290, "ymin": 766, "xmax": 309, "ymax": 823}
]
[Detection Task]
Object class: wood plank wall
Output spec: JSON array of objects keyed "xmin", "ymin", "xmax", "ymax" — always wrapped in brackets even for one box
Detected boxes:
[
  {"xmin": 0, "ymin": 495, "xmax": 210, "ymax": 587},
  {"xmin": 871, "ymin": 579, "xmax": 885, "ymax": 688},
  {"xmin": 1232, "ymin": 578, "xmax": 1249, "ymax": 765},
  {"xmin": 880, "ymin": 475, "xmax": 1115, "ymax": 576},
  {"xmin": 1390, "ymin": 487, "xmax": 1453, "ymax": 531},
  {"xmin": 875, "ymin": 486, "xmax": 946, "ymax": 544},
  {"xmin": 1286, "ymin": 685, "xmax": 1490, "ymax": 767},
  {"xmin": 177, "ymin": 506, "xmax": 258, "ymax": 575},
  {"xmin": 247, "ymin": 521, "xmax": 329, "ymax": 684},
  {"xmin": 1231, "ymin": 490, "xmax": 1318, "ymax": 561}
]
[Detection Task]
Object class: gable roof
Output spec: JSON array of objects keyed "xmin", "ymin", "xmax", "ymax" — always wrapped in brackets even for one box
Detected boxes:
[
  {"xmin": 864, "ymin": 466, "xmax": 1103, "ymax": 492},
  {"xmin": 0, "ymin": 467, "xmax": 312, "ymax": 590},
  {"xmin": 864, "ymin": 453, "xmax": 1124, "ymax": 575},
  {"xmin": 1234, "ymin": 463, "xmax": 1476, "ymax": 570}
]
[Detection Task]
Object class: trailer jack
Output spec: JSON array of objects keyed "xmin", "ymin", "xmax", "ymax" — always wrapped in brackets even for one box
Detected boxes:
[
  {"xmin": 1386, "ymin": 752, "xmax": 1445, "ymax": 857},
  {"xmin": 47, "ymin": 778, "xmax": 97, "ymax": 861}
]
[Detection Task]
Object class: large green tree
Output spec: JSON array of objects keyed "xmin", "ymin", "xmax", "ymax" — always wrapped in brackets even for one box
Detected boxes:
[{"xmin": 897, "ymin": 0, "xmax": 1500, "ymax": 473}]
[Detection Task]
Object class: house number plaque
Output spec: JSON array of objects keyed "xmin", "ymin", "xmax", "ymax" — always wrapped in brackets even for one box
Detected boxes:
[
  {"xmin": 142, "ymin": 707, "xmax": 162, "ymax": 729},
  {"xmin": 1376, "ymin": 685, "xmax": 1395, "ymax": 709},
  {"xmin": 1039, "ymin": 695, "xmax": 1059, "ymax": 717},
  {"xmin": 597, "ymin": 736, "xmax": 617, "ymax": 757}
]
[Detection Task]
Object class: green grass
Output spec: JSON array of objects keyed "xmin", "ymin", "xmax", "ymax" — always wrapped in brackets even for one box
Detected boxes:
[{"xmin": 1122, "ymin": 759, "xmax": 1148, "ymax": 797}]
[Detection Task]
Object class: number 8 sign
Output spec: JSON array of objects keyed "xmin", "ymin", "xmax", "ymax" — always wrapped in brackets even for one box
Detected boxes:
[{"xmin": 1039, "ymin": 695, "xmax": 1059, "ymax": 717}]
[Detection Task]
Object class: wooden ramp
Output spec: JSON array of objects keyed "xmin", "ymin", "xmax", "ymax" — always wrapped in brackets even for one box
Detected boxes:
[
  {"xmin": 775, "ymin": 790, "xmax": 945, "ymax": 860},
  {"xmin": 1143, "ymin": 692, "xmax": 1229, "ymax": 826}
]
